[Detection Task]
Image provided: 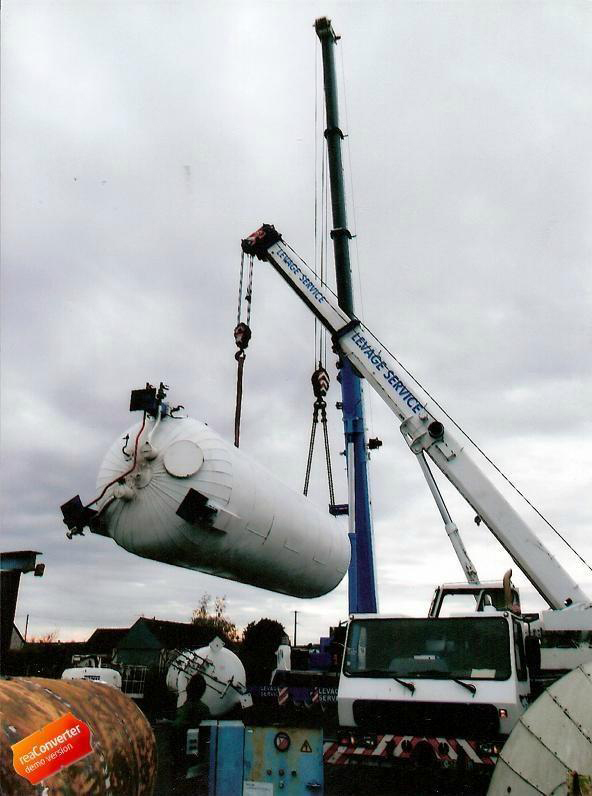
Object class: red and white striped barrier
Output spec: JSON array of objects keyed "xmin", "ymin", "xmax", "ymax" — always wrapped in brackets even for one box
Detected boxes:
[{"xmin": 323, "ymin": 735, "xmax": 496, "ymax": 766}]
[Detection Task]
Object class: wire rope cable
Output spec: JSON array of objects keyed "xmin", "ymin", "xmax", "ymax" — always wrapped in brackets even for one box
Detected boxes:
[
  {"xmin": 245, "ymin": 253, "xmax": 254, "ymax": 327},
  {"xmin": 237, "ymin": 251, "xmax": 245, "ymax": 326},
  {"xmin": 314, "ymin": 37, "xmax": 320, "ymax": 365},
  {"xmin": 314, "ymin": 36, "xmax": 330, "ymax": 370},
  {"xmin": 233, "ymin": 252, "xmax": 254, "ymax": 448}
]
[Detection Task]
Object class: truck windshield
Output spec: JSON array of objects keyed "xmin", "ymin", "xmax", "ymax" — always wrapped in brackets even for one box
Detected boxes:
[{"xmin": 344, "ymin": 617, "xmax": 511, "ymax": 681}]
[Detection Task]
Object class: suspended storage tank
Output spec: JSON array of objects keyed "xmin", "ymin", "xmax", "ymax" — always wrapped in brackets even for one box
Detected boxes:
[{"xmin": 92, "ymin": 415, "xmax": 350, "ymax": 598}]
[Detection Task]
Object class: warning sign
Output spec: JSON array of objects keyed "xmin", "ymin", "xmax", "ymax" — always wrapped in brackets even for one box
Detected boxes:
[{"xmin": 300, "ymin": 739, "xmax": 312, "ymax": 753}]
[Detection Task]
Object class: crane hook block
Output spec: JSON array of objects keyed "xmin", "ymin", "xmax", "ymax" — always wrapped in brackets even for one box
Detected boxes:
[
  {"xmin": 311, "ymin": 366, "xmax": 330, "ymax": 399},
  {"xmin": 234, "ymin": 322, "xmax": 252, "ymax": 351}
]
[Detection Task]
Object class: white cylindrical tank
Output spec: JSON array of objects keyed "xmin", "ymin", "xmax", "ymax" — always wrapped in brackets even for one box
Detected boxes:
[
  {"xmin": 94, "ymin": 416, "xmax": 350, "ymax": 598},
  {"xmin": 165, "ymin": 638, "xmax": 247, "ymax": 717},
  {"xmin": 61, "ymin": 667, "xmax": 122, "ymax": 689}
]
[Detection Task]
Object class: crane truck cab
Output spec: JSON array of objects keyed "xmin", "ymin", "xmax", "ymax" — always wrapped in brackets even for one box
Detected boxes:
[
  {"xmin": 337, "ymin": 612, "xmax": 535, "ymax": 767},
  {"xmin": 428, "ymin": 579, "xmax": 521, "ymax": 618},
  {"xmin": 429, "ymin": 580, "xmax": 592, "ymax": 680}
]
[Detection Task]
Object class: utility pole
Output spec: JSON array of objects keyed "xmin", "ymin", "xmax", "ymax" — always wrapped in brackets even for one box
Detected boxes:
[
  {"xmin": 315, "ymin": 17, "xmax": 378, "ymax": 614},
  {"xmin": 293, "ymin": 610, "xmax": 298, "ymax": 646}
]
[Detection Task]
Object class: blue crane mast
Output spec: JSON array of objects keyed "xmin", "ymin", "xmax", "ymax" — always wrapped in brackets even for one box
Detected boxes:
[{"xmin": 315, "ymin": 17, "xmax": 377, "ymax": 614}]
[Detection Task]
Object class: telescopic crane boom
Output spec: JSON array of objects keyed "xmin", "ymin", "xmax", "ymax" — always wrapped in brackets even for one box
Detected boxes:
[{"xmin": 242, "ymin": 225, "xmax": 591, "ymax": 622}]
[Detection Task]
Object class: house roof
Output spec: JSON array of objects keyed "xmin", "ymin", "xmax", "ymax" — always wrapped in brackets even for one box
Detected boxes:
[
  {"xmin": 120, "ymin": 617, "xmax": 222, "ymax": 651},
  {"xmin": 85, "ymin": 627, "xmax": 129, "ymax": 652},
  {"xmin": 0, "ymin": 550, "xmax": 42, "ymax": 571},
  {"xmin": 12, "ymin": 624, "xmax": 25, "ymax": 643}
]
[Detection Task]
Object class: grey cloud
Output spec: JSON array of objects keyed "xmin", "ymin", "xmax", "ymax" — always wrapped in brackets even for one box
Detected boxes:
[{"xmin": 3, "ymin": 2, "xmax": 591, "ymax": 644}]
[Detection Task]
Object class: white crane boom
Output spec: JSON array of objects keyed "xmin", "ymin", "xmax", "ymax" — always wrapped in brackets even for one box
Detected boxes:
[{"xmin": 242, "ymin": 225, "xmax": 590, "ymax": 614}]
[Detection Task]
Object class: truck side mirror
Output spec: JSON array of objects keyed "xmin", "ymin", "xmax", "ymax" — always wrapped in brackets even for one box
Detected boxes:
[{"xmin": 525, "ymin": 635, "xmax": 541, "ymax": 676}]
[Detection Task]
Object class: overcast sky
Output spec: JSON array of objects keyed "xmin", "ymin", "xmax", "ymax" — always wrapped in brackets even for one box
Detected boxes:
[{"xmin": 2, "ymin": 1, "xmax": 591, "ymax": 646}]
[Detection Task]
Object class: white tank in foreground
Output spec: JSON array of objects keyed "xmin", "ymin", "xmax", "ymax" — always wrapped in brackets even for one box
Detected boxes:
[
  {"xmin": 93, "ymin": 415, "xmax": 350, "ymax": 598},
  {"xmin": 487, "ymin": 662, "xmax": 592, "ymax": 795},
  {"xmin": 166, "ymin": 637, "xmax": 249, "ymax": 717}
]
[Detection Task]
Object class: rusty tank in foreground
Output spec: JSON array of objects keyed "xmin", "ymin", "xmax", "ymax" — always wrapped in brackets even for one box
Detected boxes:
[{"xmin": 0, "ymin": 677, "xmax": 157, "ymax": 795}]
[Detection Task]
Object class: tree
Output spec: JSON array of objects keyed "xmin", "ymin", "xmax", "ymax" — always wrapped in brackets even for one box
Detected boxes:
[
  {"xmin": 190, "ymin": 593, "xmax": 239, "ymax": 644},
  {"xmin": 28, "ymin": 630, "xmax": 59, "ymax": 643},
  {"xmin": 241, "ymin": 618, "xmax": 286, "ymax": 685}
]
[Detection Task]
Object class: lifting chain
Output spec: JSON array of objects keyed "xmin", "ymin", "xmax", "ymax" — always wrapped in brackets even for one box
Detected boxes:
[
  {"xmin": 234, "ymin": 252, "xmax": 254, "ymax": 447},
  {"xmin": 304, "ymin": 364, "xmax": 336, "ymax": 507}
]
